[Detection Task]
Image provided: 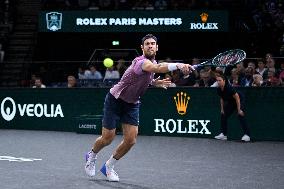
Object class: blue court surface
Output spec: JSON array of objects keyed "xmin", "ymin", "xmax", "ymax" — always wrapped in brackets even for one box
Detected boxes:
[{"xmin": 0, "ymin": 130, "xmax": 283, "ymax": 189}]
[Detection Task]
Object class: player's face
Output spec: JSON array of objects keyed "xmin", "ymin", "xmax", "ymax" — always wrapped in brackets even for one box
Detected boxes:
[
  {"xmin": 141, "ymin": 38, "xmax": 158, "ymax": 59},
  {"xmin": 216, "ymin": 77, "xmax": 225, "ymax": 88}
]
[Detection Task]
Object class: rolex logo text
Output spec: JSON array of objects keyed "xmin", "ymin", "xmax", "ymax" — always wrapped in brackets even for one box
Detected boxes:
[{"xmin": 153, "ymin": 92, "xmax": 211, "ymax": 135}]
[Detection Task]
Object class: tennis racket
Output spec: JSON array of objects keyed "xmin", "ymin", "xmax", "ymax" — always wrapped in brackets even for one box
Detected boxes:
[{"xmin": 192, "ymin": 49, "xmax": 246, "ymax": 69}]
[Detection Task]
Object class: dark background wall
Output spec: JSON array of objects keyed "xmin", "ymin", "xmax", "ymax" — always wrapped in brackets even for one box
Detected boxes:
[{"xmin": 34, "ymin": 31, "xmax": 280, "ymax": 61}]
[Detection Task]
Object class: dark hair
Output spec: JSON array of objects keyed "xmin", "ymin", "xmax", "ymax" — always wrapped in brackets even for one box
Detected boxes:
[
  {"xmin": 214, "ymin": 69, "xmax": 224, "ymax": 77},
  {"xmin": 215, "ymin": 72, "xmax": 231, "ymax": 86},
  {"xmin": 35, "ymin": 77, "xmax": 42, "ymax": 81},
  {"xmin": 141, "ymin": 34, "xmax": 157, "ymax": 45},
  {"xmin": 215, "ymin": 72, "xmax": 226, "ymax": 80}
]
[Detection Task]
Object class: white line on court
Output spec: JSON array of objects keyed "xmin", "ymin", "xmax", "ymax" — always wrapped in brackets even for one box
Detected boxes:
[{"xmin": 0, "ymin": 155, "xmax": 42, "ymax": 162}]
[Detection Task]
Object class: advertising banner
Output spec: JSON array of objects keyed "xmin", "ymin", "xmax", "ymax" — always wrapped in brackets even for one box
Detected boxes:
[
  {"xmin": 39, "ymin": 10, "xmax": 229, "ymax": 32},
  {"xmin": 1, "ymin": 88, "xmax": 283, "ymax": 141}
]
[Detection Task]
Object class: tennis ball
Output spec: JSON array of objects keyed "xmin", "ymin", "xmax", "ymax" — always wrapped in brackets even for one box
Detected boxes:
[{"xmin": 103, "ymin": 58, "xmax": 114, "ymax": 68}]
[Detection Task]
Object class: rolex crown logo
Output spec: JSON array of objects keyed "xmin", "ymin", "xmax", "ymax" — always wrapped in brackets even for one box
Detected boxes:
[
  {"xmin": 200, "ymin": 12, "xmax": 209, "ymax": 23},
  {"xmin": 174, "ymin": 92, "xmax": 190, "ymax": 115}
]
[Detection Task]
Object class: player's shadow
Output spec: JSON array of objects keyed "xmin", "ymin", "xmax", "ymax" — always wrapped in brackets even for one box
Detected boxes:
[{"xmin": 91, "ymin": 179, "xmax": 153, "ymax": 189}]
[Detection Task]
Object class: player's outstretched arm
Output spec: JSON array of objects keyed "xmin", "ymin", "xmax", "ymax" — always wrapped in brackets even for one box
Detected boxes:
[{"xmin": 142, "ymin": 59, "xmax": 194, "ymax": 74}]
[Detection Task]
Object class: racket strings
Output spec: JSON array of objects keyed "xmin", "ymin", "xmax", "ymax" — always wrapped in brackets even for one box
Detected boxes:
[{"xmin": 214, "ymin": 50, "xmax": 245, "ymax": 66}]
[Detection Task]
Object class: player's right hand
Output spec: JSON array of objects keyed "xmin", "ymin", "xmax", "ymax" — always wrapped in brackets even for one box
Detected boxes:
[{"xmin": 177, "ymin": 63, "xmax": 194, "ymax": 75}]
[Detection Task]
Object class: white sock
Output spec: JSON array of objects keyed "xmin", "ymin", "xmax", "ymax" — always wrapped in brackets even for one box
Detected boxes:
[
  {"xmin": 106, "ymin": 155, "xmax": 118, "ymax": 167},
  {"xmin": 89, "ymin": 150, "xmax": 97, "ymax": 159}
]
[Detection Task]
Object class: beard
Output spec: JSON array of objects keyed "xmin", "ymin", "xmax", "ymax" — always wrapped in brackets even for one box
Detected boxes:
[{"xmin": 144, "ymin": 51, "xmax": 156, "ymax": 60}]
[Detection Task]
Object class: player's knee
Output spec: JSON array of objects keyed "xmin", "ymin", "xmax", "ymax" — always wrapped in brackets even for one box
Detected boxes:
[
  {"xmin": 124, "ymin": 137, "xmax": 136, "ymax": 147},
  {"xmin": 105, "ymin": 137, "xmax": 115, "ymax": 145},
  {"xmin": 104, "ymin": 139, "xmax": 113, "ymax": 146},
  {"xmin": 101, "ymin": 135, "xmax": 115, "ymax": 146}
]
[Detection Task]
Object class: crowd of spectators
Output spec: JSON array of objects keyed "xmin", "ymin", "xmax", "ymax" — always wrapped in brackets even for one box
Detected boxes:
[
  {"xmin": 40, "ymin": 0, "xmax": 282, "ymax": 12},
  {"xmin": 249, "ymin": 0, "xmax": 283, "ymax": 32},
  {"xmin": 28, "ymin": 52, "xmax": 284, "ymax": 88},
  {"xmin": 162, "ymin": 53, "xmax": 284, "ymax": 88},
  {"xmin": 41, "ymin": 0, "xmax": 220, "ymax": 11}
]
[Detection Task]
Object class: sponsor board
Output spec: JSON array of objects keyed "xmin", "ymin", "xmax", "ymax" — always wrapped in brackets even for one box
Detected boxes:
[
  {"xmin": 39, "ymin": 11, "xmax": 228, "ymax": 32},
  {"xmin": 1, "ymin": 97, "xmax": 64, "ymax": 122},
  {"xmin": 153, "ymin": 92, "xmax": 211, "ymax": 135}
]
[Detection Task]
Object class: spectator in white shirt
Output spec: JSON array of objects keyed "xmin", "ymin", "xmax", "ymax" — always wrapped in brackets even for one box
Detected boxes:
[
  {"xmin": 104, "ymin": 66, "xmax": 120, "ymax": 80},
  {"xmin": 78, "ymin": 67, "xmax": 87, "ymax": 79},
  {"xmin": 86, "ymin": 65, "xmax": 103, "ymax": 79},
  {"xmin": 256, "ymin": 59, "xmax": 267, "ymax": 77}
]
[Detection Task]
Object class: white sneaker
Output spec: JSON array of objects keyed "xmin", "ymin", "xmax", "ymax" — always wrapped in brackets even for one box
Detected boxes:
[
  {"xmin": 100, "ymin": 163, "xmax": 119, "ymax": 182},
  {"xmin": 241, "ymin": 134, "xmax": 250, "ymax": 142},
  {"xmin": 85, "ymin": 151, "xmax": 97, "ymax": 177},
  {"xmin": 214, "ymin": 133, "xmax": 227, "ymax": 140}
]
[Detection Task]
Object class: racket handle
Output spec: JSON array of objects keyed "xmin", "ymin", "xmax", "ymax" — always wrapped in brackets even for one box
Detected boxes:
[
  {"xmin": 192, "ymin": 64, "xmax": 205, "ymax": 71},
  {"xmin": 192, "ymin": 65, "xmax": 198, "ymax": 69}
]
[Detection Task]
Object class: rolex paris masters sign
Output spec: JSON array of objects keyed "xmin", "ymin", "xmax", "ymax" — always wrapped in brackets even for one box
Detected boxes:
[
  {"xmin": 76, "ymin": 17, "xmax": 182, "ymax": 26},
  {"xmin": 40, "ymin": 11, "xmax": 228, "ymax": 32}
]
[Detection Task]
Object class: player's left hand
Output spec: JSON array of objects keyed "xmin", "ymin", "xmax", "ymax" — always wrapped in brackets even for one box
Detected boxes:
[{"xmin": 152, "ymin": 76, "xmax": 172, "ymax": 89}]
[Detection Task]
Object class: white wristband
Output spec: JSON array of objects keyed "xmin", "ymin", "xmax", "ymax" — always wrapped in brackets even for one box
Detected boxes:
[{"xmin": 168, "ymin": 63, "xmax": 179, "ymax": 71}]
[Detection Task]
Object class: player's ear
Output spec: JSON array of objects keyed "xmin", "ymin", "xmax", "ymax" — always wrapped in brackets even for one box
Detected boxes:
[
  {"xmin": 156, "ymin": 44, "xmax": 158, "ymax": 52},
  {"xmin": 140, "ymin": 44, "xmax": 143, "ymax": 51}
]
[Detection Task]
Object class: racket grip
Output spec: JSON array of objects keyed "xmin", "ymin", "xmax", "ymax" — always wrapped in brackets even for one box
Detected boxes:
[
  {"xmin": 192, "ymin": 64, "xmax": 199, "ymax": 69},
  {"xmin": 192, "ymin": 64, "xmax": 204, "ymax": 70}
]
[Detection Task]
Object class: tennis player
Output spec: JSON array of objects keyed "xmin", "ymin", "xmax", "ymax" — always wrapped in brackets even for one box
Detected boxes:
[
  {"xmin": 85, "ymin": 34, "xmax": 194, "ymax": 182},
  {"xmin": 214, "ymin": 73, "xmax": 251, "ymax": 142}
]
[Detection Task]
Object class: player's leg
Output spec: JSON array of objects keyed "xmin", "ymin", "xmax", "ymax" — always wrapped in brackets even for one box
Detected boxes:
[
  {"xmin": 100, "ymin": 100, "xmax": 140, "ymax": 182},
  {"xmin": 85, "ymin": 128, "xmax": 116, "ymax": 177},
  {"xmin": 85, "ymin": 92, "xmax": 119, "ymax": 177},
  {"xmin": 113, "ymin": 124, "xmax": 138, "ymax": 159},
  {"xmin": 112, "ymin": 101, "xmax": 140, "ymax": 158},
  {"xmin": 100, "ymin": 124, "xmax": 137, "ymax": 182},
  {"xmin": 93, "ymin": 127, "xmax": 116, "ymax": 153}
]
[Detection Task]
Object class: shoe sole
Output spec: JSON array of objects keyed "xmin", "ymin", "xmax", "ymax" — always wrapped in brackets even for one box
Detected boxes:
[{"xmin": 241, "ymin": 140, "xmax": 250, "ymax": 142}]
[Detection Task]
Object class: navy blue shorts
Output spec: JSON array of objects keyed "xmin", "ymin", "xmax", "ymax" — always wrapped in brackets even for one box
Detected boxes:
[{"xmin": 102, "ymin": 92, "xmax": 140, "ymax": 130}]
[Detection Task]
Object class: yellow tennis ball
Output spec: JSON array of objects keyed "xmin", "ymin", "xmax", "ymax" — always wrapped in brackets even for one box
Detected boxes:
[{"xmin": 103, "ymin": 58, "xmax": 114, "ymax": 68}]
